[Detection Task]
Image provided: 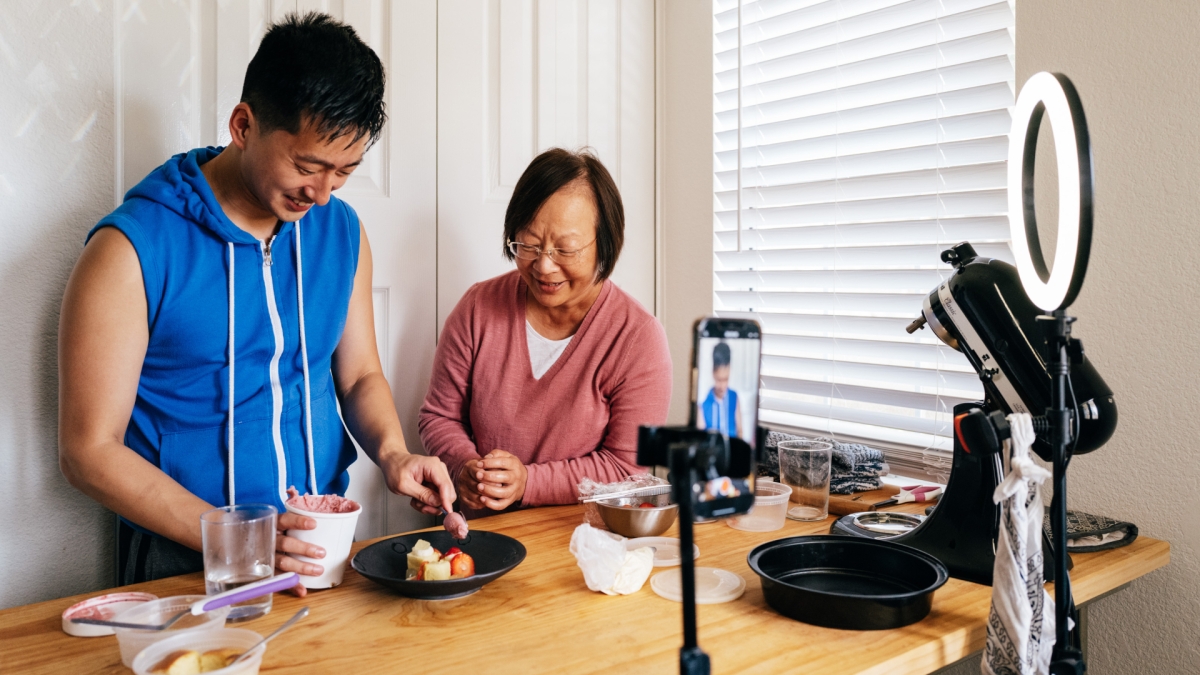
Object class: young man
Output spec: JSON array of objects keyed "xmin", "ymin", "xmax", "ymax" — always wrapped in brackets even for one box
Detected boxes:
[{"xmin": 58, "ymin": 13, "xmax": 454, "ymax": 591}]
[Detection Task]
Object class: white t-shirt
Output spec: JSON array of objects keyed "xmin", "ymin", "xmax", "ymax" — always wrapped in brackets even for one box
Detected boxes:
[{"xmin": 526, "ymin": 320, "xmax": 572, "ymax": 379}]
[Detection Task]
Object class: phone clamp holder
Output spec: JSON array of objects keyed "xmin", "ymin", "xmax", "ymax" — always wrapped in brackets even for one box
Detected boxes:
[{"xmin": 636, "ymin": 425, "xmax": 762, "ymax": 675}]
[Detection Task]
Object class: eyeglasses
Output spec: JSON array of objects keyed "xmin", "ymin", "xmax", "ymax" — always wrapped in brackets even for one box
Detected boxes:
[{"xmin": 507, "ymin": 239, "xmax": 595, "ymax": 266}]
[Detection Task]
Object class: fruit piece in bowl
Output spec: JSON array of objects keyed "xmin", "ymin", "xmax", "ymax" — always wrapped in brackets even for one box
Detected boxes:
[{"xmin": 406, "ymin": 539, "xmax": 477, "ymax": 580}]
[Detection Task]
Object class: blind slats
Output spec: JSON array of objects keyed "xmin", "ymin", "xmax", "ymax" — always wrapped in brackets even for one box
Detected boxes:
[
  {"xmin": 713, "ymin": 216, "xmax": 1010, "ymax": 251},
  {"xmin": 714, "ymin": 0, "xmax": 1013, "ymax": 473},
  {"xmin": 715, "ymin": 83, "xmax": 1013, "ymax": 151}
]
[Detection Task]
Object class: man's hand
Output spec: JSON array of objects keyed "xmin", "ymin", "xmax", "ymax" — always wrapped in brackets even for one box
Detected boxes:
[
  {"xmin": 378, "ymin": 451, "xmax": 457, "ymax": 515},
  {"xmin": 475, "ymin": 449, "xmax": 528, "ymax": 511},
  {"xmin": 274, "ymin": 511, "xmax": 325, "ymax": 598}
]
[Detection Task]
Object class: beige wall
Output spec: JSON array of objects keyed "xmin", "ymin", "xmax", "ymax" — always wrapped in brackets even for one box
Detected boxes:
[
  {"xmin": 657, "ymin": 0, "xmax": 714, "ymax": 424},
  {"xmin": 1016, "ymin": 0, "xmax": 1200, "ymax": 671}
]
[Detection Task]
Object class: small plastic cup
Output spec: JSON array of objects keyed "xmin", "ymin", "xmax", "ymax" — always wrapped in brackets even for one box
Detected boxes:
[
  {"xmin": 725, "ymin": 481, "xmax": 793, "ymax": 532},
  {"xmin": 284, "ymin": 499, "xmax": 362, "ymax": 589},
  {"xmin": 778, "ymin": 439, "xmax": 834, "ymax": 521},
  {"xmin": 113, "ymin": 595, "xmax": 230, "ymax": 667},
  {"xmin": 131, "ymin": 627, "xmax": 265, "ymax": 675}
]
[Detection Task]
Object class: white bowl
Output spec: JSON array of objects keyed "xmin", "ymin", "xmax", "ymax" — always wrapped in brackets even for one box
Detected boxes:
[
  {"xmin": 113, "ymin": 595, "xmax": 230, "ymax": 666},
  {"xmin": 131, "ymin": 628, "xmax": 265, "ymax": 675}
]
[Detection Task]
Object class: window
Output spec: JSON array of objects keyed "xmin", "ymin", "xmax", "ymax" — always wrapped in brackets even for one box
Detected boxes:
[{"xmin": 712, "ymin": 0, "xmax": 1015, "ymax": 479}]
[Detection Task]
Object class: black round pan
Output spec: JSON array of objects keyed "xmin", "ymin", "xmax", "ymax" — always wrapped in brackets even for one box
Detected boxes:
[
  {"xmin": 747, "ymin": 535, "xmax": 948, "ymax": 630},
  {"xmin": 351, "ymin": 530, "xmax": 526, "ymax": 600}
]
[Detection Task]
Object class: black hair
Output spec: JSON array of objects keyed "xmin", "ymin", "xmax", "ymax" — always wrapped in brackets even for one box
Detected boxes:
[
  {"xmin": 713, "ymin": 342, "xmax": 731, "ymax": 369},
  {"xmin": 502, "ymin": 148, "xmax": 624, "ymax": 281},
  {"xmin": 241, "ymin": 12, "xmax": 386, "ymax": 146}
]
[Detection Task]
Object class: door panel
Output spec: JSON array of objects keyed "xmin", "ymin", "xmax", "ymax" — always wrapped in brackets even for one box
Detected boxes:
[{"xmin": 437, "ymin": 0, "xmax": 656, "ymax": 334}]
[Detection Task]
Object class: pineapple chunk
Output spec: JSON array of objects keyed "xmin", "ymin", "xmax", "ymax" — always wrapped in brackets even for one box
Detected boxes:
[
  {"xmin": 420, "ymin": 559, "xmax": 452, "ymax": 581},
  {"xmin": 151, "ymin": 649, "xmax": 201, "ymax": 675},
  {"xmin": 406, "ymin": 539, "xmax": 441, "ymax": 574}
]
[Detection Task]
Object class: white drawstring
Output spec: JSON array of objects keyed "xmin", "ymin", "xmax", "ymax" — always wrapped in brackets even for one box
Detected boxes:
[
  {"xmin": 227, "ymin": 243, "xmax": 236, "ymax": 506},
  {"xmin": 294, "ymin": 222, "xmax": 317, "ymax": 495}
]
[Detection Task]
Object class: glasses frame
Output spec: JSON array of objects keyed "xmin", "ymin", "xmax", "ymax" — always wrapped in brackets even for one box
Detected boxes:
[{"xmin": 506, "ymin": 239, "xmax": 596, "ymax": 266}]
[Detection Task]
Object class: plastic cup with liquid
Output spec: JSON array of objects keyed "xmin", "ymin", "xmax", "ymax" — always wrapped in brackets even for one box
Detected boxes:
[
  {"xmin": 778, "ymin": 439, "xmax": 834, "ymax": 521},
  {"xmin": 201, "ymin": 504, "xmax": 277, "ymax": 621}
]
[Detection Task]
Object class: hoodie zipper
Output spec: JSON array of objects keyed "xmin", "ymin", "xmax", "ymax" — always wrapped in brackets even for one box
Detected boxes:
[
  {"xmin": 259, "ymin": 236, "xmax": 289, "ymax": 503},
  {"xmin": 263, "ymin": 235, "xmax": 276, "ymax": 266}
]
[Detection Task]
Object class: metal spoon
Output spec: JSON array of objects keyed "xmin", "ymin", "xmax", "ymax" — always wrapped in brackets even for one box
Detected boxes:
[
  {"xmin": 230, "ymin": 606, "xmax": 309, "ymax": 665},
  {"xmin": 71, "ymin": 609, "xmax": 190, "ymax": 631}
]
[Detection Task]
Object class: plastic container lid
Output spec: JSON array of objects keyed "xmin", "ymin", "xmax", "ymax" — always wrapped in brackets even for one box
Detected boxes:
[
  {"xmin": 625, "ymin": 537, "xmax": 700, "ymax": 567},
  {"xmin": 650, "ymin": 567, "xmax": 746, "ymax": 604},
  {"xmin": 61, "ymin": 592, "xmax": 158, "ymax": 637}
]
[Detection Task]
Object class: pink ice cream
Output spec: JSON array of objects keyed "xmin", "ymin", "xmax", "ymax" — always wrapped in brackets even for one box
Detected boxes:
[
  {"xmin": 443, "ymin": 511, "xmax": 469, "ymax": 539},
  {"xmin": 286, "ymin": 486, "xmax": 360, "ymax": 514}
]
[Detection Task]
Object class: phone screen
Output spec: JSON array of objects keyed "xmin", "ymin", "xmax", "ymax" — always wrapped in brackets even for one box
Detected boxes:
[
  {"xmin": 693, "ymin": 336, "xmax": 761, "ymax": 449},
  {"xmin": 688, "ymin": 320, "xmax": 762, "ymax": 518}
]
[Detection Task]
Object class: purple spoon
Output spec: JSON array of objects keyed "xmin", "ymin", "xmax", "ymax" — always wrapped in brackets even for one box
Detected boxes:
[{"xmin": 189, "ymin": 572, "xmax": 300, "ymax": 615}]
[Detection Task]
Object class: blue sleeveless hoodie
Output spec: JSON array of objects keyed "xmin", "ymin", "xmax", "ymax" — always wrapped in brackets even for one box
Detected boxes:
[{"xmin": 88, "ymin": 147, "xmax": 360, "ymax": 525}]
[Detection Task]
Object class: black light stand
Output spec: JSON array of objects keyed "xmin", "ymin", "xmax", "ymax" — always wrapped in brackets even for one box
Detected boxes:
[
  {"xmin": 1044, "ymin": 310, "xmax": 1085, "ymax": 674},
  {"xmin": 637, "ymin": 425, "xmax": 759, "ymax": 675},
  {"xmin": 668, "ymin": 437, "xmax": 710, "ymax": 675}
]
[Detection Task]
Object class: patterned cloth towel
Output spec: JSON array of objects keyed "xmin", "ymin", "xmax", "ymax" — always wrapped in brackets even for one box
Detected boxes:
[
  {"xmin": 760, "ymin": 431, "xmax": 886, "ymax": 494},
  {"xmin": 1041, "ymin": 510, "xmax": 1139, "ymax": 553},
  {"xmin": 984, "ymin": 414, "xmax": 1055, "ymax": 675}
]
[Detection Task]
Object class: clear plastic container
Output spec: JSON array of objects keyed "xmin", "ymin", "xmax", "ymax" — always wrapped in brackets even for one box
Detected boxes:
[
  {"xmin": 725, "ymin": 481, "xmax": 793, "ymax": 532},
  {"xmin": 131, "ymin": 628, "xmax": 265, "ymax": 675},
  {"xmin": 114, "ymin": 595, "xmax": 231, "ymax": 666}
]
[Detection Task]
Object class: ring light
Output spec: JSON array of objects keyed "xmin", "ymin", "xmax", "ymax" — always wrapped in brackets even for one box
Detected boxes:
[{"xmin": 1007, "ymin": 72, "xmax": 1094, "ymax": 311}]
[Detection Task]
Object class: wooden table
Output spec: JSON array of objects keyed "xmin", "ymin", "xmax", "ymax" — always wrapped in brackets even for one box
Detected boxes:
[{"xmin": 0, "ymin": 504, "xmax": 1169, "ymax": 674}]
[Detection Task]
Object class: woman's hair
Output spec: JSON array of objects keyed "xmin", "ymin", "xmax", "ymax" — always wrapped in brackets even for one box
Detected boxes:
[
  {"xmin": 713, "ymin": 342, "xmax": 732, "ymax": 369},
  {"xmin": 502, "ymin": 148, "xmax": 624, "ymax": 281}
]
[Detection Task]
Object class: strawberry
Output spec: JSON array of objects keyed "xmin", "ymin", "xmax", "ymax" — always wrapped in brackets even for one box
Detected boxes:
[
  {"xmin": 639, "ymin": 502, "xmax": 655, "ymax": 508},
  {"xmin": 449, "ymin": 552, "xmax": 475, "ymax": 578}
]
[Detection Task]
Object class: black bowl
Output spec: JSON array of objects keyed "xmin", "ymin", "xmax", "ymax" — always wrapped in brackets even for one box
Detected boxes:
[
  {"xmin": 351, "ymin": 530, "xmax": 526, "ymax": 600},
  {"xmin": 747, "ymin": 535, "xmax": 948, "ymax": 630}
]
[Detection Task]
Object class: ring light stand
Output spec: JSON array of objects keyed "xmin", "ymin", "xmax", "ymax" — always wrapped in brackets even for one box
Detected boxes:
[{"xmin": 1010, "ymin": 71, "xmax": 1094, "ymax": 675}]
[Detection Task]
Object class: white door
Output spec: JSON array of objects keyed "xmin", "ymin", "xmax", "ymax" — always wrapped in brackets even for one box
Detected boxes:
[
  {"xmin": 436, "ymin": 0, "xmax": 657, "ymax": 329},
  {"xmin": 116, "ymin": 0, "xmax": 656, "ymax": 540}
]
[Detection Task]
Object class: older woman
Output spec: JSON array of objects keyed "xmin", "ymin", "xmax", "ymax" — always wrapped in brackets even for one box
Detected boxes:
[{"xmin": 419, "ymin": 148, "xmax": 671, "ymax": 513}]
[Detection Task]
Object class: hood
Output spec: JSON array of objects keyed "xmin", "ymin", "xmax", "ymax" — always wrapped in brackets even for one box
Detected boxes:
[{"xmin": 124, "ymin": 146, "xmax": 261, "ymax": 245}]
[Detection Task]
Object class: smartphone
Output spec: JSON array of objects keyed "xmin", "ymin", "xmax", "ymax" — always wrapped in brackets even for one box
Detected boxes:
[{"xmin": 688, "ymin": 317, "xmax": 762, "ymax": 518}]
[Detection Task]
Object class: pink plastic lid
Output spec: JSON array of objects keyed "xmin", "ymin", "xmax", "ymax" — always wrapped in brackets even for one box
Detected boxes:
[{"xmin": 62, "ymin": 592, "xmax": 158, "ymax": 637}]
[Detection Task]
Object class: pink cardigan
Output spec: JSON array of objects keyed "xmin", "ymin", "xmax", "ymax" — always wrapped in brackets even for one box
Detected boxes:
[{"xmin": 418, "ymin": 271, "xmax": 672, "ymax": 509}]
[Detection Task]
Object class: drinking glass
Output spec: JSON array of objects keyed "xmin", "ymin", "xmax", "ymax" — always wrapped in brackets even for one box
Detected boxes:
[
  {"xmin": 201, "ymin": 504, "xmax": 277, "ymax": 621},
  {"xmin": 777, "ymin": 439, "xmax": 834, "ymax": 521}
]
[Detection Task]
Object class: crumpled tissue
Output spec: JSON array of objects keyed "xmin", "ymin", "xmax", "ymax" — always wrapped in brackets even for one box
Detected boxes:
[{"xmin": 569, "ymin": 523, "xmax": 654, "ymax": 595}]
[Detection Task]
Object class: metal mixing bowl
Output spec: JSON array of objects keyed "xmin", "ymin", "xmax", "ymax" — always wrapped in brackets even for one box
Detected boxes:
[{"xmin": 596, "ymin": 493, "xmax": 678, "ymax": 537}]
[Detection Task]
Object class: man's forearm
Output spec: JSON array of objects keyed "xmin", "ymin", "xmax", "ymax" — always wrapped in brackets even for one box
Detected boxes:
[
  {"xmin": 60, "ymin": 441, "xmax": 213, "ymax": 551},
  {"xmin": 338, "ymin": 371, "xmax": 409, "ymax": 465}
]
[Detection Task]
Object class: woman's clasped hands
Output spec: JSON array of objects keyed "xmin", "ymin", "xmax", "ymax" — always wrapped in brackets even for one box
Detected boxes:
[{"xmin": 457, "ymin": 449, "xmax": 529, "ymax": 511}]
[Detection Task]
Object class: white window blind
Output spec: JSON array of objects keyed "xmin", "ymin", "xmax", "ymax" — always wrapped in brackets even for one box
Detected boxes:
[{"xmin": 712, "ymin": 0, "xmax": 1015, "ymax": 479}]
